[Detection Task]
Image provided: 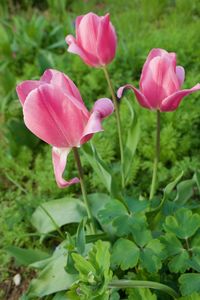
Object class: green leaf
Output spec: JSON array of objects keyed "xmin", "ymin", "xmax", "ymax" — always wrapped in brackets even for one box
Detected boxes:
[
  {"xmin": 163, "ymin": 171, "xmax": 184, "ymax": 201},
  {"xmin": 174, "ymin": 178, "xmax": 195, "ymax": 204},
  {"xmin": 140, "ymin": 239, "xmax": 164, "ymax": 273},
  {"xmin": 27, "ymin": 243, "xmax": 77, "ymax": 297},
  {"xmin": 98, "ymin": 200, "xmax": 127, "ymax": 224},
  {"xmin": 194, "ymin": 170, "xmax": 200, "ymax": 194},
  {"xmin": 111, "ymin": 238, "xmax": 139, "ymax": 270},
  {"xmin": 5, "ymin": 246, "xmax": 49, "ymax": 266},
  {"xmin": 188, "ymin": 256, "xmax": 200, "ymax": 272},
  {"xmin": 123, "ymin": 100, "xmax": 140, "ymax": 185},
  {"xmin": 178, "ymin": 292, "xmax": 200, "ymax": 300},
  {"xmin": 82, "ymin": 143, "xmax": 118, "ymax": 196},
  {"xmin": 95, "ymin": 240, "xmax": 111, "ymax": 274},
  {"xmin": 160, "ymin": 233, "xmax": 183, "ymax": 257},
  {"xmin": 127, "ymin": 287, "xmax": 157, "ymax": 300},
  {"xmin": 52, "ymin": 291, "xmax": 69, "ymax": 300},
  {"xmin": 179, "ymin": 274, "xmax": 200, "ymax": 296},
  {"xmin": 72, "ymin": 253, "xmax": 96, "ymax": 281},
  {"xmin": 31, "ymin": 197, "xmax": 86, "ymax": 233},
  {"xmin": 168, "ymin": 250, "xmax": 190, "ymax": 273},
  {"xmin": 163, "ymin": 208, "xmax": 200, "ymax": 239},
  {"xmin": 76, "ymin": 219, "xmax": 86, "ymax": 254}
]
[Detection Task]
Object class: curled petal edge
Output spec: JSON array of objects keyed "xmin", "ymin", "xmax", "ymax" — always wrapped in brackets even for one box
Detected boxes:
[
  {"xmin": 52, "ymin": 147, "xmax": 79, "ymax": 188},
  {"xmin": 117, "ymin": 84, "xmax": 153, "ymax": 109},
  {"xmin": 65, "ymin": 35, "xmax": 99, "ymax": 67},
  {"xmin": 80, "ymin": 98, "xmax": 114, "ymax": 144},
  {"xmin": 161, "ymin": 83, "xmax": 200, "ymax": 112}
]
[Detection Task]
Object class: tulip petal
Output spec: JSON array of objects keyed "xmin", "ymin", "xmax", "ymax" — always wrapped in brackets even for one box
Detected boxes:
[
  {"xmin": 97, "ymin": 13, "xmax": 117, "ymax": 65},
  {"xmin": 66, "ymin": 35, "xmax": 99, "ymax": 67},
  {"xmin": 176, "ymin": 66, "xmax": 185, "ymax": 87},
  {"xmin": 117, "ymin": 84, "xmax": 153, "ymax": 109},
  {"xmin": 23, "ymin": 84, "xmax": 88, "ymax": 147},
  {"xmin": 52, "ymin": 147, "xmax": 79, "ymax": 188},
  {"xmin": 140, "ymin": 55, "xmax": 180, "ymax": 108},
  {"xmin": 80, "ymin": 98, "xmax": 114, "ymax": 144},
  {"xmin": 161, "ymin": 83, "xmax": 200, "ymax": 112},
  {"xmin": 77, "ymin": 12, "xmax": 99, "ymax": 55},
  {"xmin": 41, "ymin": 69, "xmax": 83, "ymax": 104},
  {"xmin": 16, "ymin": 80, "xmax": 43, "ymax": 105}
]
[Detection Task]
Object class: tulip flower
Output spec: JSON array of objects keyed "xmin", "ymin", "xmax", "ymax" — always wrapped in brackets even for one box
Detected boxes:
[
  {"xmin": 66, "ymin": 12, "xmax": 117, "ymax": 67},
  {"xmin": 16, "ymin": 69, "xmax": 114, "ymax": 188},
  {"xmin": 117, "ymin": 48, "xmax": 200, "ymax": 112}
]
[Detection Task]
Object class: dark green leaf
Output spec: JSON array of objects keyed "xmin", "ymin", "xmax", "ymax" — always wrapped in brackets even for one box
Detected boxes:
[
  {"xmin": 163, "ymin": 208, "xmax": 200, "ymax": 239},
  {"xmin": 179, "ymin": 274, "xmax": 200, "ymax": 295},
  {"xmin": 111, "ymin": 238, "xmax": 139, "ymax": 270}
]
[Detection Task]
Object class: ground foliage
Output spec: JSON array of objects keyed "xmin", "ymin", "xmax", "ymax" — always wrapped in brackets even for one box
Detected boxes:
[{"xmin": 0, "ymin": 0, "xmax": 200, "ymax": 299}]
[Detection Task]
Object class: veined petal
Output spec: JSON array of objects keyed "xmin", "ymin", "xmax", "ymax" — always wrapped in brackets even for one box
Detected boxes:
[
  {"xmin": 80, "ymin": 98, "xmax": 114, "ymax": 144},
  {"xmin": 77, "ymin": 12, "xmax": 99, "ymax": 55},
  {"xmin": 176, "ymin": 66, "xmax": 185, "ymax": 87},
  {"xmin": 117, "ymin": 84, "xmax": 153, "ymax": 109},
  {"xmin": 23, "ymin": 84, "xmax": 87, "ymax": 147},
  {"xmin": 140, "ymin": 55, "xmax": 180, "ymax": 108},
  {"xmin": 16, "ymin": 80, "xmax": 43, "ymax": 105},
  {"xmin": 161, "ymin": 83, "xmax": 200, "ymax": 112},
  {"xmin": 97, "ymin": 13, "xmax": 117, "ymax": 65},
  {"xmin": 40, "ymin": 69, "xmax": 83, "ymax": 105},
  {"xmin": 52, "ymin": 147, "xmax": 79, "ymax": 188}
]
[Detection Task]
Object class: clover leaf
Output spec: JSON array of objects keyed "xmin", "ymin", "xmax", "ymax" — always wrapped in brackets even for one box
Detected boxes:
[{"xmin": 163, "ymin": 208, "xmax": 200, "ymax": 239}]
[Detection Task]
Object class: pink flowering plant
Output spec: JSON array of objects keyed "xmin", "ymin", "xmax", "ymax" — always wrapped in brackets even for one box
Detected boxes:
[{"xmin": 4, "ymin": 9, "xmax": 200, "ymax": 300}]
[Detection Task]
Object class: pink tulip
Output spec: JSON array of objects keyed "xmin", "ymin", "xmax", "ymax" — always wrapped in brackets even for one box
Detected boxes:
[
  {"xmin": 66, "ymin": 12, "xmax": 117, "ymax": 67},
  {"xmin": 16, "ymin": 69, "xmax": 114, "ymax": 188},
  {"xmin": 117, "ymin": 48, "xmax": 200, "ymax": 111}
]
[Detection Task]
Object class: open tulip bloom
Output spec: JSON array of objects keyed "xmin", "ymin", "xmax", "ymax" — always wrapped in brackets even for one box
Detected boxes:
[
  {"xmin": 16, "ymin": 69, "xmax": 114, "ymax": 188},
  {"xmin": 66, "ymin": 12, "xmax": 117, "ymax": 67},
  {"xmin": 117, "ymin": 48, "xmax": 200, "ymax": 111}
]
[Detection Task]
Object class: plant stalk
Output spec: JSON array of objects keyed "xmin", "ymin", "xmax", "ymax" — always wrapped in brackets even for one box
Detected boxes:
[
  {"xmin": 102, "ymin": 66, "xmax": 125, "ymax": 188},
  {"xmin": 150, "ymin": 110, "xmax": 161, "ymax": 199},
  {"xmin": 73, "ymin": 147, "xmax": 96, "ymax": 234},
  {"xmin": 109, "ymin": 280, "xmax": 179, "ymax": 299}
]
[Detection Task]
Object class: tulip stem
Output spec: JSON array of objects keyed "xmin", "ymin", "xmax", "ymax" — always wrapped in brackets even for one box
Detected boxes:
[
  {"xmin": 102, "ymin": 66, "xmax": 125, "ymax": 188},
  {"xmin": 73, "ymin": 147, "xmax": 96, "ymax": 234},
  {"xmin": 150, "ymin": 110, "xmax": 161, "ymax": 200}
]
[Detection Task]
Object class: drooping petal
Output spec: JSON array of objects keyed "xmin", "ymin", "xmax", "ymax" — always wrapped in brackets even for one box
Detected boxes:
[
  {"xmin": 97, "ymin": 13, "xmax": 117, "ymax": 65},
  {"xmin": 41, "ymin": 69, "xmax": 83, "ymax": 104},
  {"xmin": 52, "ymin": 147, "xmax": 79, "ymax": 188},
  {"xmin": 117, "ymin": 84, "xmax": 153, "ymax": 109},
  {"xmin": 16, "ymin": 80, "xmax": 43, "ymax": 105},
  {"xmin": 161, "ymin": 83, "xmax": 200, "ymax": 112},
  {"xmin": 140, "ymin": 55, "xmax": 180, "ymax": 108},
  {"xmin": 92, "ymin": 98, "xmax": 114, "ymax": 118},
  {"xmin": 80, "ymin": 98, "xmax": 114, "ymax": 144},
  {"xmin": 66, "ymin": 35, "xmax": 99, "ymax": 67},
  {"xmin": 176, "ymin": 66, "xmax": 185, "ymax": 87},
  {"xmin": 23, "ymin": 84, "xmax": 88, "ymax": 147}
]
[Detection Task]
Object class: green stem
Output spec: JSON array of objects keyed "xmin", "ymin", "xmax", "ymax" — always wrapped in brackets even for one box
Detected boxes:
[
  {"xmin": 109, "ymin": 280, "xmax": 179, "ymax": 299},
  {"xmin": 102, "ymin": 66, "xmax": 125, "ymax": 188},
  {"xmin": 73, "ymin": 147, "xmax": 96, "ymax": 234},
  {"xmin": 150, "ymin": 110, "xmax": 161, "ymax": 199}
]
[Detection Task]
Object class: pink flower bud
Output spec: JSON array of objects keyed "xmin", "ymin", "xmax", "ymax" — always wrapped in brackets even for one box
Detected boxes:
[{"xmin": 66, "ymin": 12, "xmax": 117, "ymax": 67}]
